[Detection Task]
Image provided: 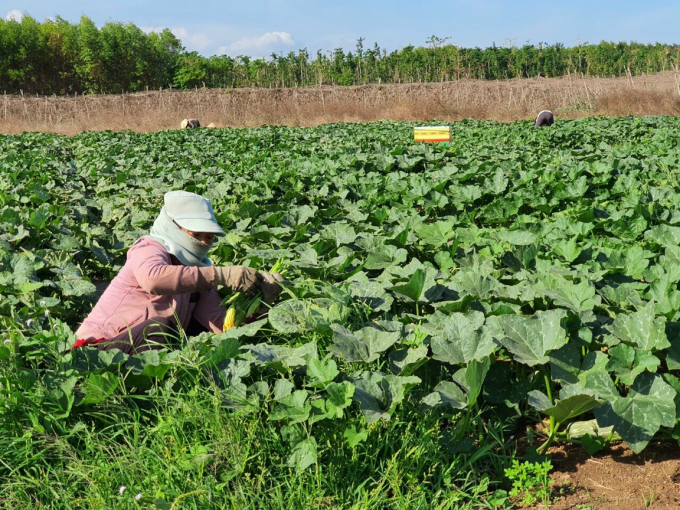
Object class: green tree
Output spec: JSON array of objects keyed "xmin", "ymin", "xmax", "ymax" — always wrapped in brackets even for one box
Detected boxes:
[
  {"xmin": 74, "ymin": 15, "xmax": 105, "ymax": 93},
  {"xmin": 173, "ymin": 51, "xmax": 207, "ymax": 89}
]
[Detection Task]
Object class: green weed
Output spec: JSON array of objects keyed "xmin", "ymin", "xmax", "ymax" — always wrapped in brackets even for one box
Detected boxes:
[{"xmin": 504, "ymin": 459, "xmax": 554, "ymax": 508}]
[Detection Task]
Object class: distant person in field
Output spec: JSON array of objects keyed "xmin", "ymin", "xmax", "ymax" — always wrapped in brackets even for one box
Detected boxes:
[
  {"xmin": 534, "ymin": 110, "xmax": 554, "ymax": 127},
  {"xmin": 73, "ymin": 191, "xmax": 282, "ymax": 354},
  {"xmin": 181, "ymin": 118, "xmax": 201, "ymax": 129}
]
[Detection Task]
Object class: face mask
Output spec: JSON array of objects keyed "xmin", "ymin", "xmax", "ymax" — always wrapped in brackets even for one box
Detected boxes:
[{"xmin": 147, "ymin": 207, "xmax": 214, "ymax": 267}]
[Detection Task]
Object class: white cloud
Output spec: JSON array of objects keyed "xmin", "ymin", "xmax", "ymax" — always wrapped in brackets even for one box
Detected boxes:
[
  {"xmin": 5, "ymin": 10, "xmax": 23, "ymax": 21},
  {"xmin": 140, "ymin": 26, "xmax": 296, "ymax": 58},
  {"xmin": 171, "ymin": 27, "xmax": 211, "ymax": 51},
  {"xmin": 219, "ymin": 31, "xmax": 295, "ymax": 56}
]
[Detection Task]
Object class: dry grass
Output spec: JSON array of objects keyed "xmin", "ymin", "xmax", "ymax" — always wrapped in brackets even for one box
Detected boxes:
[{"xmin": 1, "ymin": 71, "xmax": 680, "ymax": 135}]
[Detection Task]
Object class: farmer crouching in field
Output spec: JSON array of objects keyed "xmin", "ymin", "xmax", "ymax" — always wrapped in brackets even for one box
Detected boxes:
[
  {"xmin": 534, "ymin": 110, "xmax": 554, "ymax": 127},
  {"xmin": 73, "ymin": 190, "xmax": 282, "ymax": 354}
]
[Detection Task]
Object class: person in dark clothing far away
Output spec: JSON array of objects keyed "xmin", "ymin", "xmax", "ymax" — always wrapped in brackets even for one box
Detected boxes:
[
  {"xmin": 534, "ymin": 110, "xmax": 554, "ymax": 127},
  {"xmin": 181, "ymin": 119, "xmax": 201, "ymax": 128}
]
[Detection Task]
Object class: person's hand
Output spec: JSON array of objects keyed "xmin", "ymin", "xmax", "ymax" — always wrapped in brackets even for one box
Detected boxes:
[
  {"xmin": 213, "ymin": 266, "xmax": 260, "ymax": 295},
  {"xmin": 257, "ymin": 271, "xmax": 284, "ymax": 304}
]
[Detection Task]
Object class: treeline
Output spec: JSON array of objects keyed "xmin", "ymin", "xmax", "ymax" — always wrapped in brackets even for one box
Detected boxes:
[{"xmin": 3, "ymin": 15, "xmax": 680, "ymax": 95}]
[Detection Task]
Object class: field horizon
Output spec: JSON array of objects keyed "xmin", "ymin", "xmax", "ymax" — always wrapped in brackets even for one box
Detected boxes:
[{"xmin": 1, "ymin": 71, "xmax": 680, "ymax": 135}]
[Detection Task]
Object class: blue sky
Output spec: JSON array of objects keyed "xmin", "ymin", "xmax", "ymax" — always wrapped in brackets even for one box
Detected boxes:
[{"xmin": 5, "ymin": 1, "xmax": 680, "ymax": 59}]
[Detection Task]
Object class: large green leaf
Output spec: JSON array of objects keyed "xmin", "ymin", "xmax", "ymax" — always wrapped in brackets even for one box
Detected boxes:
[
  {"xmin": 535, "ymin": 272, "xmax": 600, "ymax": 312},
  {"xmin": 430, "ymin": 311, "xmax": 497, "ymax": 365},
  {"xmin": 647, "ymin": 273, "xmax": 680, "ymax": 318},
  {"xmin": 451, "ymin": 269, "xmax": 499, "ymax": 300},
  {"xmin": 486, "ymin": 168, "xmax": 509, "ymax": 195},
  {"xmin": 550, "ymin": 344, "xmax": 610, "ymax": 385},
  {"xmin": 346, "ymin": 274, "xmax": 394, "ymax": 312},
  {"xmin": 350, "ymin": 371, "xmax": 421, "ymax": 423},
  {"xmin": 609, "ymin": 302, "xmax": 670, "ymax": 352},
  {"xmin": 389, "ymin": 345, "xmax": 428, "ymax": 375},
  {"xmin": 494, "ymin": 230, "xmax": 537, "ymax": 246},
  {"xmin": 605, "ymin": 343, "xmax": 659, "ymax": 386},
  {"xmin": 202, "ymin": 337, "xmax": 241, "ymax": 366},
  {"xmin": 71, "ymin": 348, "xmax": 128, "ymax": 373},
  {"xmin": 645, "ymin": 224, "xmax": 680, "ymax": 248},
  {"xmin": 326, "ymin": 381, "xmax": 355, "ymax": 413},
  {"xmin": 552, "ymin": 238, "xmax": 582, "ymax": 263},
  {"xmin": 364, "ymin": 245, "xmax": 408, "ymax": 270},
  {"xmin": 269, "ymin": 390, "xmax": 311, "ymax": 425},
  {"xmin": 623, "ymin": 246, "xmax": 651, "ymax": 279},
  {"xmin": 328, "ymin": 324, "xmax": 399, "ymax": 363},
  {"xmin": 321, "ymin": 222, "xmax": 357, "ymax": 247},
  {"xmin": 244, "ymin": 341, "xmax": 318, "ymax": 369},
  {"xmin": 528, "ymin": 390, "xmax": 603, "ymax": 424},
  {"xmin": 219, "ymin": 318, "xmax": 267, "ymax": 339},
  {"xmin": 78, "ymin": 372, "xmax": 118, "ymax": 406},
  {"xmin": 594, "ymin": 373, "xmax": 676, "ymax": 453},
  {"xmin": 125, "ymin": 350, "xmax": 179, "ymax": 378},
  {"xmin": 268, "ymin": 299, "xmax": 347, "ymax": 334},
  {"xmin": 548, "ymin": 342, "xmax": 581, "ymax": 384},
  {"xmin": 567, "ymin": 370, "xmax": 619, "ymax": 401},
  {"xmin": 51, "ymin": 261, "xmax": 97, "ymax": 297},
  {"xmin": 56, "ymin": 277, "xmax": 97, "ymax": 297},
  {"xmin": 452, "ymin": 356, "xmax": 491, "ymax": 407},
  {"xmin": 496, "ymin": 309, "xmax": 568, "ymax": 366},
  {"xmin": 414, "ymin": 220, "xmax": 455, "ymax": 247},
  {"xmin": 421, "ymin": 381, "xmax": 466, "ymax": 410},
  {"xmin": 268, "ymin": 300, "xmax": 317, "ymax": 334},
  {"xmin": 305, "ymin": 357, "xmax": 339, "ymax": 388},
  {"xmin": 389, "ymin": 268, "xmax": 427, "ymax": 303},
  {"xmin": 666, "ymin": 323, "xmax": 680, "ymax": 370},
  {"xmin": 287, "ymin": 437, "xmax": 318, "ymax": 471},
  {"xmin": 343, "ymin": 426, "xmax": 368, "ymax": 447}
]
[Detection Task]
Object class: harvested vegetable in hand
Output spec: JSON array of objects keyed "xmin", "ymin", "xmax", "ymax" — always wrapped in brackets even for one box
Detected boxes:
[{"xmin": 222, "ymin": 258, "xmax": 286, "ymax": 331}]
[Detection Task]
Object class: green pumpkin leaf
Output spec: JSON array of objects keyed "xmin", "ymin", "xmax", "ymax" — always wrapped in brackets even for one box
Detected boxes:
[
  {"xmin": 389, "ymin": 268, "xmax": 427, "ymax": 303},
  {"xmin": 329, "ymin": 324, "xmax": 399, "ymax": 363},
  {"xmin": 287, "ymin": 437, "xmax": 317, "ymax": 470},
  {"xmin": 430, "ymin": 311, "xmax": 497, "ymax": 365},
  {"xmin": 606, "ymin": 343, "xmax": 659, "ymax": 386},
  {"xmin": 78, "ymin": 372, "xmax": 118, "ymax": 405},
  {"xmin": 528, "ymin": 390, "xmax": 603, "ymax": 424},
  {"xmin": 609, "ymin": 302, "xmax": 670, "ymax": 352},
  {"xmin": 414, "ymin": 220, "xmax": 455, "ymax": 247},
  {"xmin": 594, "ymin": 373, "xmax": 676, "ymax": 453},
  {"xmin": 306, "ymin": 357, "xmax": 339, "ymax": 387},
  {"xmin": 497, "ymin": 309, "xmax": 568, "ymax": 366}
]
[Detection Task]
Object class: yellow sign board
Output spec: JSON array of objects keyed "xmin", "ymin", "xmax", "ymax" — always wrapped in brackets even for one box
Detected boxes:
[{"xmin": 414, "ymin": 126, "xmax": 451, "ymax": 143}]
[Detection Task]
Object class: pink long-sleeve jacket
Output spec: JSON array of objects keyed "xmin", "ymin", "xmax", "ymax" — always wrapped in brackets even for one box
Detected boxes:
[{"xmin": 76, "ymin": 237, "xmax": 226, "ymax": 340}]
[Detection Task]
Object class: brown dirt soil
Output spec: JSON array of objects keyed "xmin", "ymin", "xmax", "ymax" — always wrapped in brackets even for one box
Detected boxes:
[{"xmin": 537, "ymin": 441, "xmax": 680, "ymax": 510}]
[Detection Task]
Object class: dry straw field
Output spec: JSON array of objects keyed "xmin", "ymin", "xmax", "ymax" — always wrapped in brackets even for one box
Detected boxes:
[{"xmin": 2, "ymin": 71, "xmax": 680, "ymax": 135}]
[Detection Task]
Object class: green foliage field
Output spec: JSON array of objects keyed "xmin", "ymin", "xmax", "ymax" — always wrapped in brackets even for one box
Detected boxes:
[{"xmin": 2, "ymin": 116, "xmax": 680, "ymax": 508}]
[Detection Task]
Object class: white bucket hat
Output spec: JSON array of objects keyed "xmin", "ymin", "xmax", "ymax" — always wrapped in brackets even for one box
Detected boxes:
[{"xmin": 164, "ymin": 190, "xmax": 226, "ymax": 236}]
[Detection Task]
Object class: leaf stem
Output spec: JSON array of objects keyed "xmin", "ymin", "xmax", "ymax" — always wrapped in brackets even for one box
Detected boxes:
[{"xmin": 542, "ymin": 366, "xmax": 556, "ymax": 438}]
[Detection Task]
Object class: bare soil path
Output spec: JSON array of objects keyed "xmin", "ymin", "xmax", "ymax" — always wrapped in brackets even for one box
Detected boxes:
[{"xmin": 542, "ymin": 442, "xmax": 680, "ymax": 509}]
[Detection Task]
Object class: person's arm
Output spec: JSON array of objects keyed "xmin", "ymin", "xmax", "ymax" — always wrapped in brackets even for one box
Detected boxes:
[
  {"xmin": 130, "ymin": 241, "xmax": 215, "ymax": 295},
  {"xmin": 192, "ymin": 272, "xmax": 283, "ymax": 334}
]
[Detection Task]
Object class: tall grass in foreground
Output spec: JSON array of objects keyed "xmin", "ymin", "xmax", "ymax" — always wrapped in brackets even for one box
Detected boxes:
[{"xmin": 0, "ymin": 344, "xmax": 516, "ymax": 510}]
